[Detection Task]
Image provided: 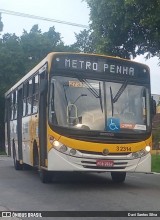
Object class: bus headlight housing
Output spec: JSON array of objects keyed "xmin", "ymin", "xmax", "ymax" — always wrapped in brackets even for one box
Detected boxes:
[
  {"xmin": 51, "ymin": 139, "xmax": 82, "ymax": 157},
  {"xmin": 53, "ymin": 140, "xmax": 68, "ymax": 153},
  {"xmin": 59, "ymin": 145, "xmax": 68, "ymax": 153},
  {"xmin": 132, "ymin": 146, "xmax": 151, "ymax": 159},
  {"xmin": 145, "ymin": 145, "xmax": 151, "ymax": 152},
  {"xmin": 69, "ymin": 148, "xmax": 77, "ymax": 156}
]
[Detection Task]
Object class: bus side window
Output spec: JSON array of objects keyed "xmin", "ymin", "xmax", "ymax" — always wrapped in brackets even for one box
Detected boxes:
[
  {"xmin": 10, "ymin": 92, "xmax": 17, "ymax": 120},
  {"xmin": 4, "ymin": 97, "xmax": 10, "ymax": 122},
  {"xmin": 23, "ymin": 83, "xmax": 28, "ymax": 117},
  {"xmin": 27, "ymin": 79, "xmax": 33, "ymax": 115},
  {"xmin": 11, "ymin": 93, "xmax": 14, "ymax": 120},
  {"xmin": 13, "ymin": 91, "xmax": 17, "ymax": 119},
  {"xmin": 32, "ymin": 75, "xmax": 39, "ymax": 114}
]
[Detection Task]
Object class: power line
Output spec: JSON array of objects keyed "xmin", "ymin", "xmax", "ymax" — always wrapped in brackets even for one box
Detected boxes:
[{"xmin": 0, "ymin": 9, "xmax": 89, "ymax": 29}]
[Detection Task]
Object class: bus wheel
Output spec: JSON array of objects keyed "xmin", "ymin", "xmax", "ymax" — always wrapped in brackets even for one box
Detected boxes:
[
  {"xmin": 13, "ymin": 146, "xmax": 23, "ymax": 170},
  {"xmin": 39, "ymin": 169, "xmax": 52, "ymax": 183},
  {"xmin": 111, "ymin": 172, "xmax": 126, "ymax": 183}
]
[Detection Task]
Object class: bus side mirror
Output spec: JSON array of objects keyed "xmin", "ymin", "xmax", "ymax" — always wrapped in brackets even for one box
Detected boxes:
[{"xmin": 151, "ymin": 97, "xmax": 156, "ymax": 117}]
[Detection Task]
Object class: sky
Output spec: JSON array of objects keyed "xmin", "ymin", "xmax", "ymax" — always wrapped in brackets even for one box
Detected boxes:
[
  {"xmin": 0, "ymin": 0, "xmax": 160, "ymax": 95},
  {"xmin": 0, "ymin": 0, "xmax": 90, "ymax": 44}
]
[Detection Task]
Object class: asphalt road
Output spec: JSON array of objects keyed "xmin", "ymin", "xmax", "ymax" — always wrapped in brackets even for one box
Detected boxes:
[{"xmin": 0, "ymin": 156, "xmax": 160, "ymax": 220}]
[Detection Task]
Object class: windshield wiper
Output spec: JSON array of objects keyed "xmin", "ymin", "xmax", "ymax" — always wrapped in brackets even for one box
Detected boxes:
[
  {"xmin": 112, "ymin": 80, "xmax": 128, "ymax": 103},
  {"xmin": 79, "ymin": 78, "xmax": 99, "ymax": 97},
  {"xmin": 63, "ymin": 83, "xmax": 69, "ymax": 104},
  {"xmin": 110, "ymin": 80, "xmax": 128, "ymax": 116},
  {"xmin": 99, "ymin": 82, "xmax": 103, "ymax": 113},
  {"xmin": 78, "ymin": 77, "xmax": 103, "ymax": 112},
  {"xmin": 110, "ymin": 86, "xmax": 114, "ymax": 116}
]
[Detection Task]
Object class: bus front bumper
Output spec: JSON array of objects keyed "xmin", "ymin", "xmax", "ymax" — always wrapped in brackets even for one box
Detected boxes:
[{"xmin": 48, "ymin": 148, "xmax": 151, "ymax": 173}]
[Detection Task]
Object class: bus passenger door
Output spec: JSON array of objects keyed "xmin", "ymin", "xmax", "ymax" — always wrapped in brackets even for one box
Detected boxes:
[
  {"xmin": 39, "ymin": 70, "xmax": 48, "ymax": 168},
  {"xmin": 17, "ymin": 87, "xmax": 23, "ymax": 161}
]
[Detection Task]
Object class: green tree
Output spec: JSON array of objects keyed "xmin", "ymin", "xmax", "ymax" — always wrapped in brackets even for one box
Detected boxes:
[
  {"xmin": 0, "ymin": 24, "xmax": 73, "ymax": 94},
  {"xmin": 0, "ymin": 24, "xmax": 71, "ymax": 149},
  {"xmin": 73, "ymin": 29, "xmax": 94, "ymax": 53},
  {"xmin": 0, "ymin": 33, "xmax": 24, "ymax": 94},
  {"xmin": 0, "ymin": 33, "xmax": 24, "ymax": 149},
  {"xmin": 20, "ymin": 25, "xmax": 64, "ymax": 71},
  {"xmin": 85, "ymin": 0, "xmax": 160, "ymax": 59}
]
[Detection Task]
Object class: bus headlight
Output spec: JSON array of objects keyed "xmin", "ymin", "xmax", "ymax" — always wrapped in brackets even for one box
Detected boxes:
[
  {"xmin": 59, "ymin": 145, "xmax": 68, "ymax": 153},
  {"xmin": 132, "ymin": 146, "xmax": 151, "ymax": 159},
  {"xmin": 69, "ymin": 148, "xmax": 77, "ymax": 156},
  {"xmin": 53, "ymin": 140, "xmax": 67, "ymax": 153},
  {"xmin": 52, "ymin": 140, "xmax": 81, "ymax": 157},
  {"xmin": 132, "ymin": 152, "xmax": 139, "ymax": 158},
  {"xmin": 53, "ymin": 140, "xmax": 61, "ymax": 147},
  {"xmin": 145, "ymin": 146, "xmax": 151, "ymax": 152}
]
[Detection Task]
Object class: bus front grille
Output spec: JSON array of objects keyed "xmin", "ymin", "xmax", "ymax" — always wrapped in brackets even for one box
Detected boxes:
[
  {"xmin": 67, "ymin": 151, "xmax": 137, "ymax": 171},
  {"xmin": 81, "ymin": 160, "xmax": 128, "ymax": 170},
  {"xmin": 82, "ymin": 166, "xmax": 126, "ymax": 170},
  {"xmin": 79, "ymin": 150, "xmax": 130, "ymax": 156}
]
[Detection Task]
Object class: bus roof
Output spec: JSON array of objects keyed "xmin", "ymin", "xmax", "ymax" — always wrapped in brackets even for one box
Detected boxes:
[{"xmin": 5, "ymin": 52, "xmax": 149, "ymax": 97}]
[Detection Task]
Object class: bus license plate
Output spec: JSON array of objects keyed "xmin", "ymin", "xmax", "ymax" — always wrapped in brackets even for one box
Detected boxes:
[{"xmin": 96, "ymin": 160, "xmax": 114, "ymax": 167}]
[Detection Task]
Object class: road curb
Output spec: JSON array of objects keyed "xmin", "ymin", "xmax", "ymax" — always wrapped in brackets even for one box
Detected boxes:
[{"xmin": 152, "ymin": 172, "xmax": 160, "ymax": 175}]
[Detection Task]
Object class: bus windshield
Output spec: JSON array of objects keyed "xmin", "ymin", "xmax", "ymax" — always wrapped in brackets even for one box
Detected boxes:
[{"xmin": 49, "ymin": 75, "xmax": 150, "ymax": 133}]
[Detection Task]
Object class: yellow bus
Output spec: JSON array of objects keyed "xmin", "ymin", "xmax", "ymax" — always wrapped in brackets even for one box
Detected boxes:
[{"xmin": 5, "ymin": 52, "xmax": 156, "ymax": 183}]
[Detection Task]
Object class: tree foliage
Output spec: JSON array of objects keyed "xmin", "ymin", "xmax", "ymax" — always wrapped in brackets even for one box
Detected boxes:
[
  {"xmin": 20, "ymin": 25, "xmax": 68, "ymax": 72},
  {"xmin": 85, "ymin": 0, "xmax": 160, "ymax": 59},
  {"xmin": 73, "ymin": 29, "xmax": 94, "ymax": 53},
  {"xmin": 0, "ymin": 24, "xmax": 73, "ymax": 95},
  {"xmin": 0, "ymin": 33, "xmax": 24, "ymax": 94},
  {"xmin": 0, "ymin": 24, "xmax": 73, "ymax": 148}
]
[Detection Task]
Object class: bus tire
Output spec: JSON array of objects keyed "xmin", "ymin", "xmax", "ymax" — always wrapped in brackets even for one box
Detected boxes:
[
  {"xmin": 39, "ymin": 169, "xmax": 52, "ymax": 183},
  {"xmin": 111, "ymin": 172, "xmax": 126, "ymax": 183},
  {"xmin": 13, "ymin": 143, "xmax": 23, "ymax": 170}
]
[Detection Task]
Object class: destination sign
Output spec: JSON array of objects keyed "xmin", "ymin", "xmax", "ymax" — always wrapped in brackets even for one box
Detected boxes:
[
  {"xmin": 53, "ymin": 54, "xmax": 149, "ymax": 80},
  {"xmin": 64, "ymin": 59, "xmax": 135, "ymax": 76}
]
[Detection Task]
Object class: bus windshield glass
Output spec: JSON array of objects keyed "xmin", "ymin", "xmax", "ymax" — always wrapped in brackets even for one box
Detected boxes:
[{"xmin": 49, "ymin": 75, "xmax": 150, "ymax": 133}]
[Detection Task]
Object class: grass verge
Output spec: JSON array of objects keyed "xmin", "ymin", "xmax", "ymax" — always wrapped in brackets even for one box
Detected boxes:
[{"xmin": 152, "ymin": 154, "xmax": 160, "ymax": 173}]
